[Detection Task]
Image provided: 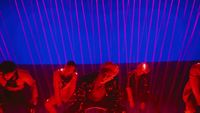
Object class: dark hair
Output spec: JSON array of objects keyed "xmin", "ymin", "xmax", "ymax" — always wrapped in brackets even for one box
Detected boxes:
[
  {"xmin": 100, "ymin": 61, "xmax": 115, "ymax": 74},
  {"xmin": 0, "ymin": 61, "xmax": 17, "ymax": 74},
  {"xmin": 66, "ymin": 61, "xmax": 76, "ymax": 67}
]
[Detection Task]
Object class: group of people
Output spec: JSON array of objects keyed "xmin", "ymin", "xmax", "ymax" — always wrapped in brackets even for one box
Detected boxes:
[
  {"xmin": 0, "ymin": 60, "xmax": 199, "ymax": 113},
  {"xmin": 43, "ymin": 61, "xmax": 151, "ymax": 113}
]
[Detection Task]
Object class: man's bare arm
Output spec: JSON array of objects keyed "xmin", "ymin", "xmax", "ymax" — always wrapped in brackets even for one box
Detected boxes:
[
  {"xmin": 24, "ymin": 72, "xmax": 38, "ymax": 105},
  {"xmin": 53, "ymin": 72, "xmax": 62, "ymax": 105},
  {"xmin": 126, "ymin": 75, "xmax": 135, "ymax": 108}
]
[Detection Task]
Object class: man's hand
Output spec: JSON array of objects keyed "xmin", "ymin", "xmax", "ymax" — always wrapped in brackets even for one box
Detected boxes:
[{"xmin": 30, "ymin": 97, "xmax": 38, "ymax": 106}]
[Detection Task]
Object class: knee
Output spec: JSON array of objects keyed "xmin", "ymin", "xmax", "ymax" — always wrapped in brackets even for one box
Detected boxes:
[
  {"xmin": 45, "ymin": 99, "xmax": 53, "ymax": 109},
  {"xmin": 45, "ymin": 99, "xmax": 57, "ymax": 113}
]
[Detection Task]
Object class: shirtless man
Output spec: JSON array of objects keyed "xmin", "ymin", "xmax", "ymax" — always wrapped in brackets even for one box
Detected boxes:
[
  {"xmin": 126, "ymin": 63, "xmax": 150, "ymax": 113},
  {"xmin": 183, "ymin": 62, "xmax": 200, "ymax": 113},
  {"xmin": 0, "ymin": 61, "xmax": 38, "ymax": 113},
  {"xmin": 45, "ymin": 61, "xmax": 78, "ymax": 113}
]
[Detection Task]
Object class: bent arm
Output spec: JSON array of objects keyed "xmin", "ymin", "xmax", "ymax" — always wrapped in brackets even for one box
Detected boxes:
[
  {"xmin": 53, "ymin": 72, "xmax": 62, "ymax": 104},
  {"xmin": 189, "ymin": 75, "xmax": 200, "ymax": 105},
  {"xmin": 126, "ymin": 75, "xmax": 134, "ymax": 107},
  {"xmin": 24, "ymin": 73, "xmax": 38, "ymax": 105}
]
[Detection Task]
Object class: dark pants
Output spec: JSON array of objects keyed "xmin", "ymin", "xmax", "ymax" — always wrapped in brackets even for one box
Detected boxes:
[
  {"xmin": 3, "ymin": 103, "xmax": 29, "ymax": 113},
  {"xmin": 196, "ymin": 106, "xmax": 200, "ymax": 113},
  {"xmin": 0, "ymin": 87, "xmax": 31, "ymax": 113}
]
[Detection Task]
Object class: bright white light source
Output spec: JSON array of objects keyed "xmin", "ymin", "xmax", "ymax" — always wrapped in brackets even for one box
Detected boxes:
[
  {"xmin": 143, "ymin": 64, "xmax": 146, "ymax": 70},
  {"xmin": 60, "ymin": 68, "xmax": 64, "ymax": 72}
]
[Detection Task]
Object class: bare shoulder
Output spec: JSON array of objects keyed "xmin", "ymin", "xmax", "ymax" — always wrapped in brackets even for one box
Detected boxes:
[
  {"xmin": 17, "ymin": 69, "xmax": 31, "ymax": 75},
  {"xmin": 17, "ymin": 69, "xmax": 33, "ymax": 80},
  {"xmin": 53, "ymin": 68, "xmax": 63, "ymax": 77},
  {"xmin": 54, "ymin": 69, "xmax": 60, "ymax": 75}
]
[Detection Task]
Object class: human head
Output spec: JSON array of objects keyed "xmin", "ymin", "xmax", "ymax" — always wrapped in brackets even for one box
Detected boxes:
[
  {"xmin": 136, "ymin": 63, "xmax": 150, "ymax": 75},
  {"xmin": 100, "ymin": 62, "xmax": 119, "ymax": 78},
  {"xmin": 190, "ymin": 62, "xmax": 200, "ymax": 77},
  {"xmin": 0, "ymin": 61, "xmax": 17, "ymax": 80},
  {"xmin": 62, "ymin": 61, "xmax": 77, "ymax": 77}
]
